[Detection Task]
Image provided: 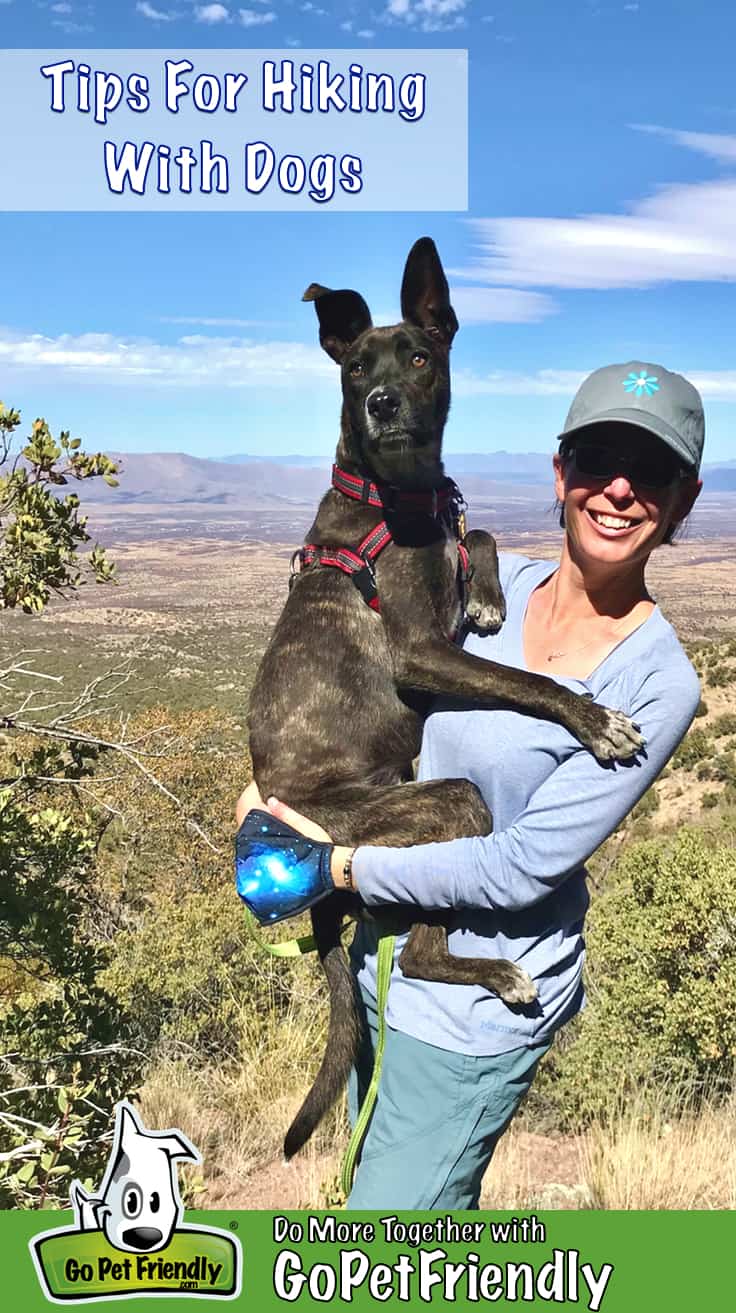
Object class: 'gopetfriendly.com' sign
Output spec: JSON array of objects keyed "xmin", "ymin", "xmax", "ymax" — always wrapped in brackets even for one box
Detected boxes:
[{"xmin": 0, "ymin": 49, "xmax": 467, "ymax": 211}]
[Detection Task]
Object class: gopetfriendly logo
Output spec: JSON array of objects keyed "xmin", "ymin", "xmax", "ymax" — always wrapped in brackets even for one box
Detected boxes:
[{"xmin": 29, "ymin": 1101, "xmax": 242, "ymax": 1303}]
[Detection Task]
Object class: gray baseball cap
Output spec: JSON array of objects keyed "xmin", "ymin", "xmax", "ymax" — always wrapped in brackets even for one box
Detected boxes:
[{"xmin": 559, "ymin": 362, "xmax": 705, "ymax": 473}]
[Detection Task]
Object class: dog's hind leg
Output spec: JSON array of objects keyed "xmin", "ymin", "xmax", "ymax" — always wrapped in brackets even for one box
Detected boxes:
[
  {"xmin": 283, "ymin": 776, "xmax": 533, "ymax": 1159},
  {"xmin": 306, "ymin": 776, "xmax": 493, "ymax": 847},
  {"xmin": 309, "ymin": 778, "xmax": 536, "ymax": 1005},
  {"xmin": 397, "ymin": 922, "xmax": 537, "ymax": 1005}
]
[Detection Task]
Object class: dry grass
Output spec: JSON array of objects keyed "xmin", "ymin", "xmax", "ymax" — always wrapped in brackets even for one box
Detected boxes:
[
  {"xmin": 581, "ymin": 1085, "xmax": 736, "ymax": 1210},
  {"xmin": 137, "ymin": 970, "xmax": 347, "ymax": 1210},
  {"xmin": 480, "ymin": 1126, "xmax": 591, "ymax": 1211},
  {"xmin": 139, "ymin": 1020, "xmax": 736, "ymax": 1211}
]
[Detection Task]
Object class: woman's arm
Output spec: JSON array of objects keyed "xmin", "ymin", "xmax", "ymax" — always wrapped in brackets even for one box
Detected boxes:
[{"xmin": 353, "ymin": 663, "xmax": 700, "ymax": 914}]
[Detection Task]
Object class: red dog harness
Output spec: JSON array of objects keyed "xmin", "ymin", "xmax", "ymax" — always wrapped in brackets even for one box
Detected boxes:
[{"xmin": 291, "ymin": 464, "xmax": 471, "ymax": 614}]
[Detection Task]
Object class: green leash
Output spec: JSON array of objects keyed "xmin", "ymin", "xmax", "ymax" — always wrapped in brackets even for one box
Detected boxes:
[
  {"xmin": 242, "ymin": 908, "xmax": 317, "ymax": 958},
  {"xmin": 244, "ymin": 908, "xmax": 395, "ymax": 1197},
  {"xmin": 340, "ymin": 932, "xmax": 396, "ymax": 1199}
]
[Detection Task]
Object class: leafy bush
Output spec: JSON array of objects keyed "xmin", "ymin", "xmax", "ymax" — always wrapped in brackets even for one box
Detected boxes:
[
  {"xmin": 711, "ymin": 713, "xmax": 736, "ymax": 738},
  {"xmin": 630, "ymin": 787, "xmax": 660, "ymax": 821},
  {"xmin": 0, "ymin": 403, "xmax": 142, "ymax": 1208},
  {"xmin": 712, "ymin": 751, "xmax": 736, "ymax": 786},
  {"xmin": 539, "ymin": 829, "xmax": 736, "ymax": 1127},
  {"xmin": 706, "ymin": 664, "xmax": 733, "ymax": 689},
  {"xmin": 671, "ymin": 727, "xmax": 712, "ymax": 770}
]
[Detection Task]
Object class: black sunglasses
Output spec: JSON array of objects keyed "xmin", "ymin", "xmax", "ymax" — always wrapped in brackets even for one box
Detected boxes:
[{"xmin": 562, "ymin": 441, "xmax": 689, "ymax": 491}]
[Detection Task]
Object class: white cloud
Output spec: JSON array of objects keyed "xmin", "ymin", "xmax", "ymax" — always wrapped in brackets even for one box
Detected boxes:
[
  {"xmin": 457, "ymin": 175, "xmax": 736, "ymax": 291},
  {"xmin": 452, "ymin": 367, "xmax": 736, "ymax": 401},
  {"xmin": 357, "ymin": 28, "xmax": 375, "ymax": 37},
  {"xmin": 239, "ymin": 7, "xmax": 276, "ymax": 24},
  {"xmin": 52, "ymin": 17, "xmax": 94, "ymax": 32},
  {"xmin": 452, "ymin": 368, "xmax": 585, "ymax": 398},
  {"xmin": 194, "ymin": 3, "xmax": 230, "ymax": 21},
  {"xmin": 136, "ymin": 1, "xmax": 178, "ymax": 19},
  {"xmin": 383, "ymin": 0, "xmax": 468, "ymax": 33},
  {"xmin": 2, "ymin": 327, "xmax": 735, "ymax": 405},
  {"xmin": 632, "ymin": 123, "xmax": 736, "ymax": 165},
  {"xmin": 450, "ymin": 286, "xmax": 557, "ymax": 324},
  {"xmin": 50, "ymin": 3, "xmax": 73, "ymax": 12},
  {"xmin": 0, "ymin": 328, "xmax": 334, "ymax": 388},
  {"xmin": 161, "ymin": 316, "xmax": 276, "ymax": 327},
  {"xmin": 455, "ymin": 124, "xmax": 736, "ymax": 293}
]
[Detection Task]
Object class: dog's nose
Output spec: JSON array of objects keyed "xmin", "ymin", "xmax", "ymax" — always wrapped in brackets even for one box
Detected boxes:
[
  {"xmin": 122, "ymin": 1227, "xmax": 164, "ymax": 1250},
  {"xmin": 367, "ymin": 388, "xmax": 401, "ymax": 423}
]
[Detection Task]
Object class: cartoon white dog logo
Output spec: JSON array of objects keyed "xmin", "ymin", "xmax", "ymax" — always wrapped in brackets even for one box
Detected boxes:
[{"xmin": 70, "ymin": 1101, "xmax": 200, "ymax": 1254}]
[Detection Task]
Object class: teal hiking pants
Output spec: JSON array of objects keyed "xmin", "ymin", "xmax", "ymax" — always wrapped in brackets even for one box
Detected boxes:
[{"xmin": 347, "ymin": 986, "xmax": 550, "ymax": 1210}]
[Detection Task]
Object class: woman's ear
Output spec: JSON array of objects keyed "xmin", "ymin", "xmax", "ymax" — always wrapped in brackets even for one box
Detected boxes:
[
  {"xmin": 667, "ymin": 475, "xmax": 702, "ymax": 540},
  {"xmin": 676, "ymin": 475, "xmax": 702, "ymax": 520},
  {"xmin": 552, "ymin": 450, "xmax": 567, "ymax": 503}
]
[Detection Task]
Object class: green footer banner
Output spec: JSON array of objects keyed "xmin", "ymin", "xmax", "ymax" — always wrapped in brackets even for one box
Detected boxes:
[{"xmin": 0, "ymin": 1208, "xmax": 730, "ymax": 1311}]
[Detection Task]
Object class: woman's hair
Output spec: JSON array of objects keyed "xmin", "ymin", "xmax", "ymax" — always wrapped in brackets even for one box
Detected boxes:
[{"xmin": 554, "ymin": 438, "xmax": 692, "ymax": 546}]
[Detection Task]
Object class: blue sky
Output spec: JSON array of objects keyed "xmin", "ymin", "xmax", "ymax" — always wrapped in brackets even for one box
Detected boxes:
[{"xmin": 1, "ymin": 0, "xmax": 736, "ymax": 464}]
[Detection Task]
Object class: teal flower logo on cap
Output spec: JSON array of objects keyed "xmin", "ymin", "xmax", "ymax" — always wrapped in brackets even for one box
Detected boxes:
[{"xmin": 623, "ymin": 369, "xmax": 660, "ymax": 397}]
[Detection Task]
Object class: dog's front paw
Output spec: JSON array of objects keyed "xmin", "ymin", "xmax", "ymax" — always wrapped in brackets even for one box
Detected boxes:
[
  {"xmin": 466, "ymin": 590, "xmax": 506, "ymax": 634},
  {"xmin": 579, "ymin": 704, "xmax": 645, "ymax": 762},
  {"xmin": 481, "ymin": 961, "xmax": 537, "ymax": 1006}
]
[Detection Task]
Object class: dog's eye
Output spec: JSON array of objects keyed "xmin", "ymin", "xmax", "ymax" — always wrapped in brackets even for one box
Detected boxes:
[
  {"xmin": 122, "ymin": 1184, "xmax": 142, "ymax": 1219},
  {"xmin": 348, "ymin": 360, "xmax": 364, "ymax": 378},
  {"xmin": 149, "ymin": 1191, "xmax": 160, "ymax": 1213},
  {"xmin": 411, "ymin": 352, "xmax": 428, "ymax": 369}
]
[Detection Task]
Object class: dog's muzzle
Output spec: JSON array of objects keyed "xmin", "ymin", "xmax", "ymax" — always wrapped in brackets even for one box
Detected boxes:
[{"xmin": 366, "ymin": 386, "xmax": 401, "ymax": 425}]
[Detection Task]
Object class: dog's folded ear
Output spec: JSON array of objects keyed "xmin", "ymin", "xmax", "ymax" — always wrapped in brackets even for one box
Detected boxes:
[
  {"xmin": 303, "ymin": 284, "xmax": 373, "ymax": 364},
  {"xmin": 401, "ymin": 237, "xmax": 459, "ymax": 348}
]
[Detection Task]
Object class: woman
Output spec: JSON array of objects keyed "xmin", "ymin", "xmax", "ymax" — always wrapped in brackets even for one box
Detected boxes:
[{"xmin": 236, "ymin": 360, "xmax": 703, "ymax": 1209}]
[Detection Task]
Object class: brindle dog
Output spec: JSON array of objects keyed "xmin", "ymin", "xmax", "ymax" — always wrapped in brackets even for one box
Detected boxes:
[{"xmin": 247, "ymin": 238, "xmax": 642, "ymax": 1160}]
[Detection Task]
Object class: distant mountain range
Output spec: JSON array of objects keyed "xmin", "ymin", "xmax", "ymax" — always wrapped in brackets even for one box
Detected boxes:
[
  {"xmin": 208, "ymin": 450, "xmax": 560, "ymax": 483},
  {"xmin": 72, "ymin": 450, "xmax": 736, "ymax": 504}
]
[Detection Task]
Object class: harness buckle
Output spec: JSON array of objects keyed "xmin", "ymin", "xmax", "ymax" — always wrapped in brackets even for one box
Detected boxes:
[
  {"xmin": 352, "ymin": 558, "xmax": 377, "ymax": 606},
  {"xmin": 288, "ymin": 548, "xmax": 303, "ymax": 591}
]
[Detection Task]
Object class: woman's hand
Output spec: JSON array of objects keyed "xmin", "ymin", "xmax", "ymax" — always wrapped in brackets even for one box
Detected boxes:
[
  {"xmin": 235, "ymin": 780, "xmax": 264, "ymax": 828},
  {"xmin": 235, "ymin": 787, "xmax": 355, "ymax": 891},
  {"xmin": 265, "ymin": 796, "xmax": 333, "ymax": 844},
  {"xmin": 266, "ymin": 797, "xmax": 356, "ymax": 892}
]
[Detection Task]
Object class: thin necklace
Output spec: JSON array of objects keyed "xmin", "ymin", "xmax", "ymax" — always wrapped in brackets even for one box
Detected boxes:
[{"xmin": 545, "ymin": 613, "xmax": 633, "ymax": 663}]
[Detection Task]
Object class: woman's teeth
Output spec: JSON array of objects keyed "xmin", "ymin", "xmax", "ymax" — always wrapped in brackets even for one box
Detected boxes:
[{"xmin": 590, "ymin": 510, "xmax": 636, "ymax": 530}]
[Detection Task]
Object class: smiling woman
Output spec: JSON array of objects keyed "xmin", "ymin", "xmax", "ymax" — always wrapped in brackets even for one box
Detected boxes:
[{"xmin": 237, "ymin": 357, "xmax": 705, "ymax": 1211}]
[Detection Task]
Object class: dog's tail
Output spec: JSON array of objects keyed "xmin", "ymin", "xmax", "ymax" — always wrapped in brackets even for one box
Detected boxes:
[{"xmin": 283, "ymin": 897, "xmax": 361, "ymax": 1161}]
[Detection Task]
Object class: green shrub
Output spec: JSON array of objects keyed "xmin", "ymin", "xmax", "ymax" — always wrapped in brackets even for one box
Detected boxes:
[
  {"xmin": 711, "ymin": 713, "xmax": 736, "ymax": 738},
  {"xmin": 630, "ymin": 787, "xmax": 660, "ymax": 821},
  {"xmin": 671, "ymin": 728, "xmax": 712, "ymax": 770},
  {"xmin": 101, "ymin": 885, "xmax": 307, "ymax": 1060},
  {"xmin": 706, "ymin": 664, "xmax": 733, "ymax": 689},
  {"xmin": 712, "ymin": 751, "xmax": 736, "ymax": 786},
  {"xmin": 539, "ymin": 829, "xmax": 736, "ymax": 1127}
]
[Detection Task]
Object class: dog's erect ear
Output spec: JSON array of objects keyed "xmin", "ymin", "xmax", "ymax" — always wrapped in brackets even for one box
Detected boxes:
[
  {"xmin": 400, "ymin": 237, "xmax": 458, "ymax": 347},
  {"xmin": 302, "ymin": 283, "xmax": 372, "ymax": 364}
]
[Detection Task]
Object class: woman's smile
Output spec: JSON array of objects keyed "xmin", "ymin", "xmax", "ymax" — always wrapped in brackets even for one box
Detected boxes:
[{"xmin": 585, "ymin": 506, "xmax": 645, "ymax": 536}]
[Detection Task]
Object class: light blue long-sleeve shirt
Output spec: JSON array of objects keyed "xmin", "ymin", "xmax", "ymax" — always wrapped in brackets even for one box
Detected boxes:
[{"xmin": 350, "ymin": 553, "xmax": 701, "ymax": 1055}]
